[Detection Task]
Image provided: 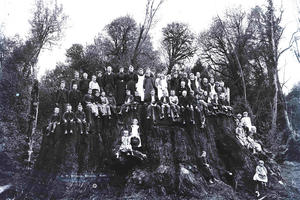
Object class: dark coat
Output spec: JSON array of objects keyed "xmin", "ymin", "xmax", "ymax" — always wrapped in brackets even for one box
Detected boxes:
[
  {"xmin": 116, "ymin": 72, "xmax": 127, "ymax": 105},
  {"xmin": 50, "ymin": 114, "xmax": 60, "ymax": 123},
  {"xmin": 62, "ymin": 111, "xmax": 75, "ymax": 121},
  {"xmin": 80, "ymin": 78, "xmax": 90, "ymax": 94},
  {"xmin": 68, "ymin": 89, "xmax": 82, "ymax": 108},
  {"xmin": 126, "ymin": 72, "xmax": 138, "ymax": 94},
  {"xmin": 143, "ymin": 76, "xmax": 155, "ymax": 100},
  {"xmin": 56, "ymin": 88, "xmax": 68, "ymax": 104},
  {"xmin": 103, "ymin": 73, "xmax": 115, "ymax": 94},
  {"xmin": 70, "ymin": 78, "xmax": 81, "ymax": 90},
  {"xmin": 75, "ymin": 110, "xmax": 86, "ymax": 121}
]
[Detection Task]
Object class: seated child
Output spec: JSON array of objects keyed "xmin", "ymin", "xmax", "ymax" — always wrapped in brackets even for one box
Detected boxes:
[
  {"xmin": 241, "ymin": 111, "xmax": 252, "ymax": 134},
  {"xmin": 208, "ymin": 77, "xmax": 217, "ymax": 100},
  {"xmin": 146, "ymin": 89, "xmax": 161, "ymax": 121},
  {"xmin": 83, "ymin": 88, "xmax": 98, "ymax": 119},
  {"xmin": 247, "ymin": 126, "xmax": 262, "ymax": 154},
  {"xmin": 99, "ymin": 91, "xmax": 112, "ymax": 118},
  {"xmin": 169, "ymin": 89, "xmax": 180, "ymax": 120},
  {"xmin": 218, "ymin": 94, "xmax": 233, "ymax": 116},
  {"xmin": 199, "ymin": 151, "xmax": 215, "ymax": 184},
  {"xmin": 208, "ymin": 93, "xmax": 219, "ymax": 115},
  {"xmin": 107, "ymin": 91, "xmax": 117, "ymax": 114},
  {"xmin": 179, "ymin": 90, "xmax": 195, "ymax": 124},
  {"xmin": 132, "ymin": 90, "xmax": 141, "ymax": 110},
  {"xmin": 195, "ymin": 93, "xmax": 206, "ymax": 128},
  {"xmin": 253, "ymin": 160, "xmax": 268, "ymax": 197},
  {"xmin": 235, "ymin": 122, "xmax": 248, "ymax": 146},
  {"xmin": 130, "ymin": 118, "xmax": 142, "ymax": 148},
  {"xmin": 160, "ymin": 90, "xmax": 171, "ymax": 119},
  {"xmin": 46, "ymin": 107, "xmax": 61, "ymax": 135},
  {"xmin": 62, "ymin": 104, "xmax": 75, "ymax": 135},
  {"xmin": 235, "ymin": 113, "xmax": 242, "ymax": 126},
  {"xmin": 116, "ymin": 130, "xmax": 133, "ymax": 158},
  {"xmin": 92, "ymin": 90, "xmax": 101, "ymax": 117},
  {"xmin": 119, "ymin": 89, "xmax": 134, "ymax": 114},
  {"xmin": 177, "ymin": 80, "xmax": 190, "ymax": 97},
  {"xmin": 75, "ymin": 103, "xmax": 88, "ymax": 135}
]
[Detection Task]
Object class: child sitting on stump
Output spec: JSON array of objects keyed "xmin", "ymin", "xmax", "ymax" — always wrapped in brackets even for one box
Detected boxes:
[
  {"xmin": 116, "ymin": 130, "xmax": 133, "ymax": 158},
  {"xmin": 46, "ymin": 107, "xmax": 61, "ymax": 135},
  {"xmin": 241, "ymin": 111, "xmax": 252, "ymax": 135},
  {"xmin": 99, "ymin": 91, "xmax": 112, "ymax": 119},
  {"xmin": 119, "ymin": 89, "xmax": 134, "ymax": 114},
  {"xmin": 160, "ymin": 90, "xmax": 171, "ymax": 119},
  {"xmin": 199, "ymin": 151, "xmax": 215, "ymax": 184},
  {"xmin": 107, "ymin": 91, "xmax": 117, "ymax": 115},
  {"xmin": 62, "ymin": 104, "xmax": 75, "ymax": 135},
  {"xmin": 130, "ymin": 118, "xmax": 142, "ymax": 148},
  {"xmin": 169, "ymin": 89, "xmax": 180, "ymax": 121},
  {"xmin": 75, "ymin": 103, "xmax": 88, "ymax": 135},
  {"xmin": 146, "ymin": 89, "xmax": 160, "ymax": 122}
]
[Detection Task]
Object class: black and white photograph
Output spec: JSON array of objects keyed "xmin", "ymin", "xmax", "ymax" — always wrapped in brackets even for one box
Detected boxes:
[{"xmin": 1, "ymin": 0, "xmax": 300, "ymax": 199}]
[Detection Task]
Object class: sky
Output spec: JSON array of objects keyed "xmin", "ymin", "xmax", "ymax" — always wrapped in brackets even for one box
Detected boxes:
[{"xmin": 1, "ymin": 0, "xmax": 300, "ymax": 93}]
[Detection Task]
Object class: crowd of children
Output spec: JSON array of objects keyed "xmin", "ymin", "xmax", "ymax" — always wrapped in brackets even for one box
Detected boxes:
[{"xmin": 47, "ymin": 65, "xmax": 233, "ymax": 135}]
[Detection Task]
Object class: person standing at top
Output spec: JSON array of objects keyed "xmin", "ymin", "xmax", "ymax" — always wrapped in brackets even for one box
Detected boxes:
[
  {"xmin": 70, "ymin": 71, "xmax": 81, "ymax": 90},
  {"xmin": 126, "ymin": 65, "xmax": 138, "ymax": 96},
  {"xmin": 136, "ymin": 68, "xmax": 145, "ymax": 102},
  {"xmin": 89, "ymin": 75, "xmax": 101, "ymax": 95},
  {"xmin": 143, "ymin": 69, "xmax": 155, "ymax": 102},
  {"xmin": 116, "ymin": 67, "xmax": 127, "ymax": 105},
  {"xmin": 103, "ymin": 66, "xmax": 115, "ymax": 96},
  {"xmin": 96, "ymin": 71, "xmax": 104, "ymax": 91},
  {"xmin": 80, "ymin": 72, "xmax": 90, "ymax": 95},
  {"xmin": 56, "ymin": 80, "xmax": 68, "ymax": 115},
  {"xmin": 68, "ymin": 83, "xmax": 82, "ymax": 111}
]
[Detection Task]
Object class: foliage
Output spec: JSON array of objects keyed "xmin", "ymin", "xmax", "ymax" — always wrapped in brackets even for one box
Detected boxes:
[{"xmin": 162, "ymin": 22, "xmax": 197, "ymax": 73}]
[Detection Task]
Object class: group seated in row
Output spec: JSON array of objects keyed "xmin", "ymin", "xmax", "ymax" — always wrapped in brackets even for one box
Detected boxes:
[{"xmin": 53, "ymin": 66, "xmax": 232, "ymax": 124}]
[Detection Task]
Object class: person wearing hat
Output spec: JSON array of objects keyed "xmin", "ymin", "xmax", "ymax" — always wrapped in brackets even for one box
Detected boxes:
[
  {"xmin": 62, "ymin": 103, "xmax": 75, "ymax": 135},
  {"xmin": 253, "ymin": 160, "xmax": 268, "ymax": 197}
]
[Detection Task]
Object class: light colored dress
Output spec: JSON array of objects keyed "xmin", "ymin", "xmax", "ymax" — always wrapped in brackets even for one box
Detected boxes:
[
  {"xmin": 130, "ymin": 124, "xmax": 141, "ymax": 147},
  {"xmin": 253, "ymin": 165, "xmax": 268, "ymax": 183},
  {"xmin": 119, "ymin": 135, "xmax": 132, "ymax": 153},
  {"xmin": 136, "ymin": 74, "xmax": 145, "ymax": 101},
  {"xmin": 241, "ymin": 116, "xmax": 252, "ymax": 130},
  {"xmin": 236, "ymin": 127, "xmax": 248, "ymax": 146},
  {"xmin": 89, "ymin": 81, "xmax": 100, "ymax": 91}
]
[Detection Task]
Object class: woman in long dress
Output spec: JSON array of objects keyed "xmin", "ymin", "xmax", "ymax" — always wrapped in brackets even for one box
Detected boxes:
[
  {"xmin": 136, "ymin": 68, "xmax": 145, "ymax": 102},
  {"xmin": 116, "ymin": 67, "xmax": 127, "ymax": 105}
]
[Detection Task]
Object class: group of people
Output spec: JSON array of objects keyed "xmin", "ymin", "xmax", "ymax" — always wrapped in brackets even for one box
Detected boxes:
[
  {"xmin": 234, "ymin": 112, "xmax": 263, "ymax": 154},
  {"xmin": 234, "ymin": 112, "xmax": 268, "ymax": 197},
  {"xmin": 44, "ymin": 65, "xmax": 272, "ymax": 197},
  {"xmin": 46, "ymin": 65, "xmax": 234, "ymax": 135}
]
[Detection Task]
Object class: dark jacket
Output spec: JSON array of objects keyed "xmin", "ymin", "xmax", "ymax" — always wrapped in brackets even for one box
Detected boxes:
[
  {"xmin": 80, "ymin": 78, "xmax": 90, "ymax": 94},
  {"xmin": 177, "ymin": 85, "xmax": 190, "ymax": 97},
  {"xmin": 145, "ymin": 94, "xmax": 159, "ymax": 104},
  {"xmin": 70, "ymin": 78, "xmax": 81, "ymax": 90},
  {"xmin": 62, "ymin": 111, "xmax": 75, "ymax": 121},
  {"xmin": 75, "ymin": 110, "xmax": 86, "ymax": 121},
  {"xmin": 68, "ymin": 89, "xmax": 82, "ymax": 107},
  {"xmin": 179, "ymin": 96, "xmax": 190, "ymax": 107},
  {"xmin": 50, "ymin": 114, "xmax": 60, "ymax": 123},
  {"xmin": 56, "ymin": 88, "xmax": 68, "ymax": 104},
  {"xmin": 103, "ymin": 73, "xmax": 115, "ymax": 93},
  {"xmin": 160, "ymin": 96, "xmax": 170, "ymax": 104},
  {"xmin": 83, "ymin": 94, "xmax": 93, "ymax": 104}
]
